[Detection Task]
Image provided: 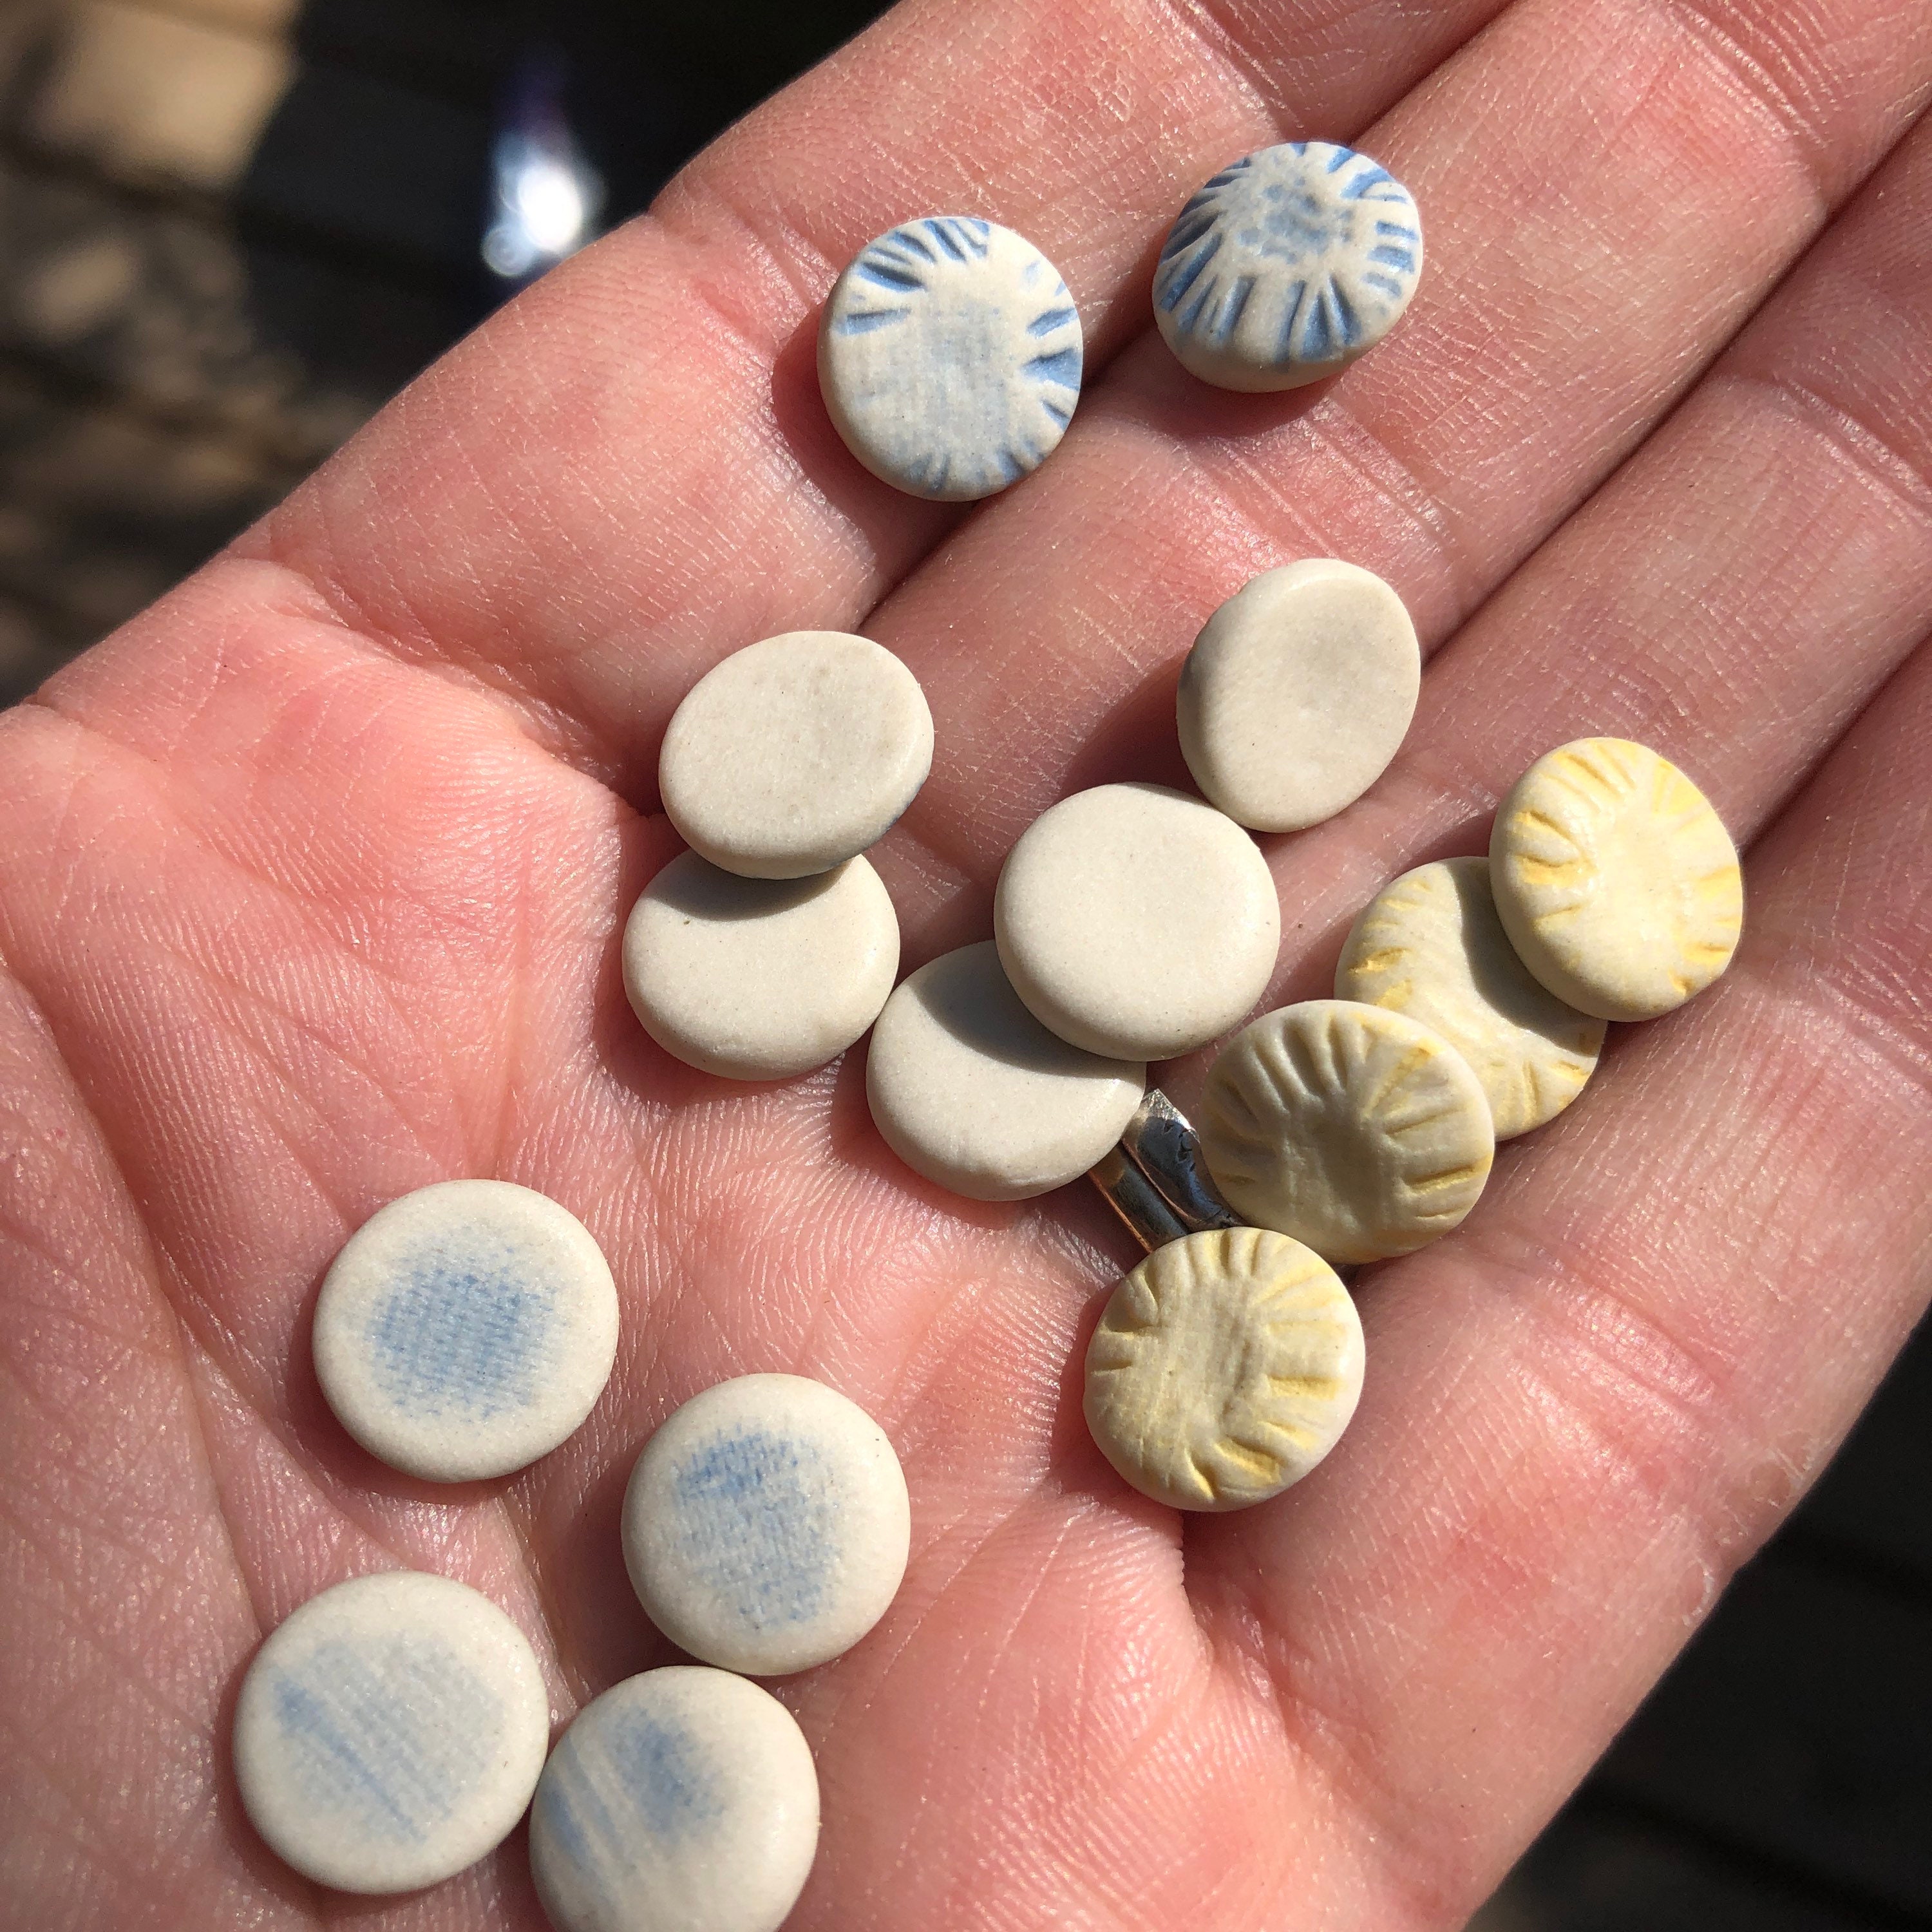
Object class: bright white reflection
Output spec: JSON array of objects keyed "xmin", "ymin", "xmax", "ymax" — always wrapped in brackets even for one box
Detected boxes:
[{"xmin": 483, "ymin": 68, "xmax": 605, "ymax": 287}]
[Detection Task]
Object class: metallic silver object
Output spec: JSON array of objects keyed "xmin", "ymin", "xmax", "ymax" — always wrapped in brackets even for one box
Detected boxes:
[{"xmin": 1088, "ymin": 1088, "xmax": 1240, "ymax": 1253}]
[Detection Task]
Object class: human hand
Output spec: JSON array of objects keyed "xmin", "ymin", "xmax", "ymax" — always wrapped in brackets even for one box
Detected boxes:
[{"xmin": 3, "ymin": 0, "xmax": 1930, "ymax": 1925}]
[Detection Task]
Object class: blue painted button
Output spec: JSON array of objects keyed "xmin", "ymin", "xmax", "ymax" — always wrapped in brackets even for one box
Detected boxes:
[
  {"xmin": 313, "ymin": 1179, "xmax": 619, "ymax": 1482},
  {"xmin": 622, "ymin": 1374, "xmax": 910, "ymax": 1675},
  {"xmin": 234, "ymin": 1571, "xmax": 550, "ymax": 1893},
  {"xmin": 819, "ymin": 216, "xmax": 1082, "ymax": 500},
  {"xmin": 1153, "ymin": 142, "xmax": 1423, "ymax": 392},
  {"xmin": 530, "ymin": 1667, "xmax": 819, "ymax": 1932}
]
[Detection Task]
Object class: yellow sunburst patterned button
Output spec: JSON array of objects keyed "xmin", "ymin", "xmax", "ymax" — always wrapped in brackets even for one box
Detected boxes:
[
  {"xmin": 1199, "ymin": 1000, "xmax": 1495, "ymax": 1264},
  {"xmin": 1084, "ymin": 1227, "xmax": 1364, "ymax": 1512},
  {"xmin": 1490, "ymin": 738, "xmax": 1744, "ymax": 1023}
]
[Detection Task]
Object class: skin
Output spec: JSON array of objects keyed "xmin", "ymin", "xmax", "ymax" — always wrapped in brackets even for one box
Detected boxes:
[{"xmin": 1, "ymin": 0, "xmax": 1930, "ymax": 1925}]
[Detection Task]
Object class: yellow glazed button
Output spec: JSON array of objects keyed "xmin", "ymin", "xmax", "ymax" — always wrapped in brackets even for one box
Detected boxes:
[
  {"xmin": 1084, "ymin": 1226, "xmax": 1363, "ymax": 1511},
  {"xmin": 1336, "ymin": 857, "xmax": 1604, "ymax": 1139},
  {"xmin": 1199, "ymin": 1000, "xmax": 1494, "ymax": 1264},
  {"xmin": 1489, "ymin": 737, "xmax": 1743, "ymax": 1022}
]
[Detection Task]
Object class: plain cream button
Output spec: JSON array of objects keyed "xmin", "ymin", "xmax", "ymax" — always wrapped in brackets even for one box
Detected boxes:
[
  {"xmin": 1200, "ymin": 1000, "xmax": 1494, "ymax": 1263},
  {"xmin": 313, "ymin": 1179, "xmax": 618, "ymax": 1482},
  {"xmin": 623, "ymin": 853, "xmax": 899, "ymax": 1080},
  {"xmin": 623, "ymin": 1374, "xmax": 911, "ymax": 1676},
  {"xmin": 659, "ymin": 632, "xmax": 933, "ymax": 879},
  {"xmin": 820, "ymin": 216, "xmax": 1082, "ymax": 499},
  {"xmin": 994, "ymin": 783, "xmax": 1280, "ymax": 1061},
  {"xmin": 1490, "ymin": 738, "xmax": 1744, "ymax": 1022},
  {"xmin": 1085, "ymin": 1226, "xmax": 1363, "ymax": 1511},
  {"xmin": 1153, "ymin": 142, "xmax": 1423, "ymax": 391},
  {"xmin": 234, "ymin": 1571, "xmax": 550, "ymax": 1894},
  {"xmin": 866, "ymin": 941, "xmax": 1145, "ymax": 1200},
  {"xmin": 530, "ymin": 1667, "xmax": 819, "ymax": 1932},
  {"xmin": 1178, "ymin": 560, "xmax": 1419, "ymax": 832},
  {"xmin": 1336, "ymin": 857, "xmax": 1604, "ymax": 1139}
]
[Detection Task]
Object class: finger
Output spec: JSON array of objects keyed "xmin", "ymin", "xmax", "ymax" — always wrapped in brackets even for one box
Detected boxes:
[
  {"xmin": 44, "ymin": 0, "xmax": 1511, "ymax": 784},
  {"xmin": 1173, "ymin": 122, "xmax": 1932, "ymax": 1922},
  {"xmin": 863, "ymin": 0, "xmax": 1932, "ymax": 915}
]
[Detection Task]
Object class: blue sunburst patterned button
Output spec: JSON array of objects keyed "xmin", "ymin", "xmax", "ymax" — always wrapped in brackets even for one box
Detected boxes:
[
  {"xmin": 819, "ymin": 216, "xmax": 1083, "ymax": 501},
  {"xmin": 1152, "ymin": 142, "xmax": 1423, "ymax": 392}
]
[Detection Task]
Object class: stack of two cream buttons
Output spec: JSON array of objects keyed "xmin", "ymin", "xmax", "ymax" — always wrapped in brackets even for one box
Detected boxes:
[{"xmin": 625, "ymin": 630, "xmax": 934, "ymax": 1083}]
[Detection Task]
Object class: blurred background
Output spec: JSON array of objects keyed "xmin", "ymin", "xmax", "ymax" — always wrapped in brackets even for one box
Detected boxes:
[{"xmin": 0, "ymin": 1, "xmax": 1925, "ymax": 1924}]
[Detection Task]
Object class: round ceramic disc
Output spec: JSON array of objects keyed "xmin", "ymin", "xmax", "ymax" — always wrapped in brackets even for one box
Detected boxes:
[
  {"xmin": 233, "ymin": 1571, "xmax": 551, "ymax": 1895},
  {"xmin": 1336, "ymin": 857, "xmax": 1605, "ymax": 1139},
  {"xmin": 623, "ymin": 1374, "xmax": 911, "ymax": 1676},
  {"xmin": 530, "ymin": 1667, "xmax": 820, "ymax": 1932},
  {"xmin": 623, "ymin": 852, "xmax": 900, "ymax": 1080},
  {"xmin": 994, "ymin": 782, "xmax": 1280, "ymax": 1061},
  {"xmin": 1085, "ymin": 1227, "xmax": 1364, "ymax": 1511},
  {"xmin": 1490, "ymin": 737, "xmax": 1744, "ymax": 1021},
  {"xmin": 819, "ymin": 216, "xmax": 1082, "ymax": 500},
  {"xmin": 1177, "ymin": 559, "xmax": 1419, "ymax": 832},
  {"xmin": 1153, "ymin": 141, "xmax": 1423, "ymax": 391},
  {"xmin": 866, "ymin": 941, "xmax": 1146, "ymax": 1200},
  {"xmin": 659, "ymin": 632, "xmax": 934, "ymax": 879},
  {"xmin": 1199, "ymin": 999, "xmax": 1495, "ymax": 1263},
  {"xmin": 313, "ymin": 1179, "xmax": 619, "ymax": 1482}
]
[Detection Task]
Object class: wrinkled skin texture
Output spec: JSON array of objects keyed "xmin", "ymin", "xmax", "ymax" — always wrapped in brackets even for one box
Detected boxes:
[{"xmin": 3, "ymin": 1, "xmax": 1932, "ymax": 1927}]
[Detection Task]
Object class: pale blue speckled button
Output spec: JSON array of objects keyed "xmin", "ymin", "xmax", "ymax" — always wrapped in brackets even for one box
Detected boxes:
[
  {"xmin": 314, "ymin": 1179, "xmax": 620, "ymax": 1482},
  {"xmin": 1153, "ymin": 142, "xmax": 1423, "ymax": 392},
  {"xmin": 530, "ymin": 1667, "xmax": 819, "ymax": 1932},
  {"xmin": 234, "ymin": 1571, "xmax": 551, "ymax": 1894},
  {"xmin": 622, "ymin": 1374, "xmax": 911, "ymax": 1676},
  {"xmin": 819, "ymin": 215, "xmax": 1082, "ymax": 500}
]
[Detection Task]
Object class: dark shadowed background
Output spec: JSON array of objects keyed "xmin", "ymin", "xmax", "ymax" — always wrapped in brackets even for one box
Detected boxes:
[{"xmin": 0, "ymin": 2, "xmax": 1926, "ymax": 1924}]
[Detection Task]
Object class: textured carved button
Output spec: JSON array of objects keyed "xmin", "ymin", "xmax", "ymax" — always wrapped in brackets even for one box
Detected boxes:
[
  {"xmin": 820, "ymin": 216, "xmax": 1081, "ymax": 499},
  {"xmin": 1199, "ymin": 1000, "xmax": 1493, "ymax": 1263},
  {"xmin": 1336, "ymin": 857, "xmax": 1604, "ymax": 1139},
  {"xmin": 1084, "ymin": 1226, "xmax": 1364, "ymax": 1511},
  {"xmin": 1490, "ymin": 738, "xmax": 1744, "ymax": 1022},
  {"xmin": 1153, "ymin": 142, "xmax": 1423, "ymax": 391}
]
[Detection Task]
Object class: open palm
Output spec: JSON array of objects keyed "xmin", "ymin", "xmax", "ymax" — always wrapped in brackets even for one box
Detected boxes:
[{"xmin": 5, "ymin": 0, "xmax": 1932, "ymax": 1926}]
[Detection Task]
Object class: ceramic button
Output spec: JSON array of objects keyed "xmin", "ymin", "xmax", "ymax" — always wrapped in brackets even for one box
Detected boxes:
[
  {"xmin": 1153, "ymin": 141, "xmax": 1423, "ymax": 391},
  {"xmin": 660, "ymin": 632, "xmax": 934, "ymax": 880},
  {"xmin": 1336, "ymin": 857, "xmax": 1605, "ymax": 1139},
  {"xmin": 313, "ymin": 1179, "xmax": 618, "ymax": 1482},
  {"xmin": 819, "ymin": 215, "xmax": 1082, "ymax": 500},
  {"xmin": 1085, "ymin": 1227, "xmax": 1363, "ymax": 1511},
  {"xmin": 234, "ymin": 1571, "xmax": 551, "ymax": 1894},
  {"xmin": 530, "ymin": 1667, "xmax": 819, "ymax": 1932},
  {"xmin": 1200, "ymin": 1000, "xmax": 1494, "ymax": 1263},
  {"xmin": 623, "ymin": 1374, "xmax": 910, "ymax": 1676},
  {"xmin": 1490, "ymin": 738, "xmax": 1744, "ymax": 1022},
  {"xmin": 623, "ymin": 853, "xmax": 899, "ymax": 1080},
  {"xmin": 1177, "ymin": 559, "xmax": 1419, "ymax": 832},
  {"xmin": 994, "ymin": 783, "xmax": 1280, "ymax": 1061},
  {"xmin": 866, "ymin": 941, "xmax": 1145, "ymax": 1201}
]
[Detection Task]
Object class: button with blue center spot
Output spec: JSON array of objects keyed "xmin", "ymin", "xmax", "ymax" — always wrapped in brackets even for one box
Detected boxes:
[
  {"xmin": 531, "ymin": 1667, "xmax": 819, "ymax": 1932},
  {"xmin": 819, "ymin": 215, "xmax": 1082, "ymax": 499},
  {"xmin": 1152, "ymin": 142, "xmax": 1423, "ymax": 391},
  {"xmin": 313, "ymin": 1179, "xmax": 620, "ymax": 1482},
  {"xmin": 622, "ymin": 1374, "xmax": 911, "ymax": 1676},
  {"xmin": 234, "ymin": 1571, "xmax": 551, "ymax": 1893}
]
